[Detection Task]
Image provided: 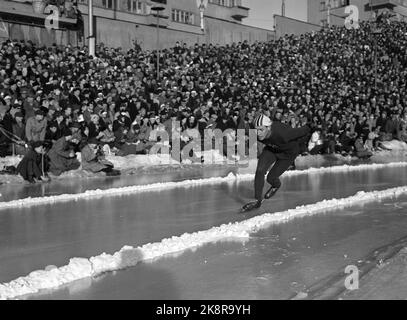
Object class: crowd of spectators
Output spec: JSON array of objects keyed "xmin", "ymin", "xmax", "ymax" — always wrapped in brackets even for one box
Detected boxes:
[{"xmin": 2, "ymin": 18, "xmax": 407, "ymax": 181}]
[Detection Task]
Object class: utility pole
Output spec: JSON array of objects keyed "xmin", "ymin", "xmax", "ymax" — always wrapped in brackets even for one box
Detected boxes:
[
  {"xmin": 282, "ymin": 0, "xmax": 285, "ymax": 17},
  {"xmin": 327, "ymin": 0, "xmax": 331, "ymax": 27},
  {"xmin": 88, "ymin": 0, "xmax": 95, "ymax": 57},
  {"xmin": 151, "ymin": 6, "xmax": 165, "ymax": 81},
  {"xmin": 369, "ymin": 0, "xmax": 378, "ymax": 89}
]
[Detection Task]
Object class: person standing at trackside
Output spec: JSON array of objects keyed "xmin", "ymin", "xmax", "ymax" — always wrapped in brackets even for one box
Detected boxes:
[{"xmin": 241, "ymin": 114, "xmax": 311, "ymax": 212}]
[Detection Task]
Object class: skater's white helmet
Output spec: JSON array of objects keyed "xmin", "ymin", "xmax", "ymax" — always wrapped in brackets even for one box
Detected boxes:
[{"xmin": 254, "ymin": 114, "xmax": 272, "ymax": 128}]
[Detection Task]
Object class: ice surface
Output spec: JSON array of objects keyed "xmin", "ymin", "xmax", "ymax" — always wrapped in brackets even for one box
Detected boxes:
[
  {"xmin": 2, "ymin": 184, "xmax": 407, "ymax": 300},
  {"xmin": 1, "ymin": 162, "xmax": 407, "ymax": 211}
]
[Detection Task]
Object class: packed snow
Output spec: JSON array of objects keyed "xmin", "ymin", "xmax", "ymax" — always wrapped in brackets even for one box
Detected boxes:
[
  {"xmin": 1, "ymin": 146, "xmax": 406, "ymax": 185},
  {"xmin": 1, "ymin": 185, "xmax": 407, "ymax": 300},
  {"xmin": 1, "ymin": 162, "xmax": 407, "ymax": 210}
]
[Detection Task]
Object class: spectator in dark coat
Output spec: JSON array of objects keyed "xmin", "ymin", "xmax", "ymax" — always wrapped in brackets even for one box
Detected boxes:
[
  {"xmin": 47, "ymin": 132, "xmax": 81, "ymax": 175},
  {"xmin": 16, "ymin": 141, "xmax": 50, "ymax": 183}
]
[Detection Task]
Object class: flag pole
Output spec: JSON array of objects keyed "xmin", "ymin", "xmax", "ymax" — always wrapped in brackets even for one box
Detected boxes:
[{"xmin": 88, "ymin": 0, "xmax": 95, "ymax": 57}]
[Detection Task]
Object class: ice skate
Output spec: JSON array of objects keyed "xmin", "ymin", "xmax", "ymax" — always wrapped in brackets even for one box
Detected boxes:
[
  {"xmin": 240, "ymin": 200, "xmax": 263, "ymax": 213},
  {"xmin": 264, "ymin": 186, "xmax": 280, "ymax": 199}
]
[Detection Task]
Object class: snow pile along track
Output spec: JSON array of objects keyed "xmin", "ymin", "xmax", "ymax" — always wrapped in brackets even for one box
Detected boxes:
[
  {"xmin": 1, "ymin": 162, "xmax": 407, "ymax": 211},
  {"xmin": 1, "ymin": 185, "xmax": 407, "ymax": 300}
]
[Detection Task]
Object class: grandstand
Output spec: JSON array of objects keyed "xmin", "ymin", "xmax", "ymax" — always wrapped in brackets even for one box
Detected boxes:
[{"xmin": 1, "ymin": 0, "xmax": 407, "ymax": 178}]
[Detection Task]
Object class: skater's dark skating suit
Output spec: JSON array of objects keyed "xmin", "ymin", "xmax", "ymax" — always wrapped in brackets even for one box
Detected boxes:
[{"xmin": 255, "ymin": 122, "xmax": 310, "ymax": 200}]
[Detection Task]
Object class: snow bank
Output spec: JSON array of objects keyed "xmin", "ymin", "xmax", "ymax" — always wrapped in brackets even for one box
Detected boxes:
[
  {"xmin": 2, "ymin": 185, "xmax": 407, "ymax": 300},
  {"xmin": 381, "ymin": 140, "xmax": 407, "ymax": 151},
  {"xmin": 1, "ymin": 145, "xmax": 406, "ymax": 185},
  {"xmin": 0, "ymin": 156, "xmax": 22, "ymax": 170},
  {"xmin": 1, "ymin": 161, "xmax": 407, "ymax": 211},
  {"xmin": 106, "ymin": 153, "xmax": 180, "ymax": 170}
]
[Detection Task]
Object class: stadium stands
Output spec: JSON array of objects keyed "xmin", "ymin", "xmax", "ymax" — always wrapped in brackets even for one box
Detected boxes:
[{"xmin": 1, "ymin": 18, "xmax": 407, "ymax": 178}]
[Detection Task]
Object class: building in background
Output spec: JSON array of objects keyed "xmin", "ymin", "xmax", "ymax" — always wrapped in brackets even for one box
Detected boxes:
[
  {"xmin": 0, "ymin": 0, "xmax": 274, "ymax": 50},
  {"xmin": 308, "ymin": 0, "xmax": 407, "ymax": 27},
  {"xmin": 274, "ymin": 0, "xmax": 407, "ymax": 39}
]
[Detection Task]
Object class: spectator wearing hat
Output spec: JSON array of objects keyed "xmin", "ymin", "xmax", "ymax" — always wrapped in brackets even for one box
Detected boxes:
[
  {"xmin": 398, "ymin": 121, "xmax": 407, "ymax": 143},
  {"xmin": 88, "ymin": 114, "xmax": 103, "ymax": 140},
  {"xmin": 47, "ymin": 131, "xmax": 81, "ymax": 176},
  {"xmin": 45, "ymin": 121, "xmax": 61, "ymax": 144},
  {"xmin": 97, "ymin": 122, "xmax": 116, "ymax": 147},
  {"xmin": 16, "ymin": 141, "xmax": 50, "ymax": 183},
  {"xmin": 53, "ymin": 112, "xmax": 66, "ymax": 137},
  {"xmin": 69, "ymin": 87, "xmax": 82, "ymax": 111},
  {"xmin": 117, "ymin": 123, "xmax": 148, "ymax": 155},
  {"xmin": 25, "ymin": 109, "xmax": 47, "ymax": 143},
  {"xmin": 9, "ymin": 99, "xmax": 22, "ymax": 118},
  {"xmin": 385, "ymin": 112, "xmax": 401, "ymax": 141},
  {"xmin": 355, "ymin": 135, "xmax": 373, "ymax": 159},
  {"xmin": 80, "ymin": 140, "xmax": 121, "ymax": 176}
]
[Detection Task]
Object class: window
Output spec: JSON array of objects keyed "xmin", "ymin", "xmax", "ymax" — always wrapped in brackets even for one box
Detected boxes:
[
  {"xmin": 209, "ymin": 0, "xmax": 233, "ymax": 7},
  {"xmin": 322, "ymin": 0, "xmax": 349, "ymax": 11},
  {"xmin": 127, "ymin": 0, "xmax": 142, "ymax": 13},
  {"xmin": 102, "ymin": 0, "xmax": 115, "ymax": 9},
  {"xmin": 171, "ymin": 9, "xmax": 195, "ymax": 25}
]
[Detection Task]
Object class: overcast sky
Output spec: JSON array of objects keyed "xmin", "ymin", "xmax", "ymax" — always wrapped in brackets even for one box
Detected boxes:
[{"xmin": 242, "ymin": 0, "xmax": 308, "ymax": 30}]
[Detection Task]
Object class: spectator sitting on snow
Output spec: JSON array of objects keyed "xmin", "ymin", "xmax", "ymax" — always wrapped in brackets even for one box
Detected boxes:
[
  {"xmin": 337, "ymin": 127, "xmax": 356, "ymax": 155},
  {"xmin": 25, "ymin": 110, "xmax": 47, "ymax": 144},
  {"xmin": 47, "ymin": 131, "xmax": 81, "ymax": 176},
  {"xmin": 117, "ymin": 124, "xmax": 148, "ymax": 156},
  {"xmin": 384, "ymin": 112, "xmax": 401, "ymax": 141},
  {"xmin": 80, "ymin": 139, "xmax": 121, "ymax": 176},
  {"xmin": 398, "ymin": 122, "xmax": 407, "ymax": 143},
  {"xmin": 364, "ymin": 131, "xmax": 377, "ymax": 153},
  {"xmin": 16, "ymin": 141, "xmax": 50, "ymax": 183},
  {"xmin": 355, "ymin": 135, "xmax": 373, "ymax": 159},
  {"xmin": 97, "ymin": 122, "xmax": 116, "ymax": 147}
]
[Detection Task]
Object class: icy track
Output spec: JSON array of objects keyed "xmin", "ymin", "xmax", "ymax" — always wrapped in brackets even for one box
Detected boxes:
[
  {"xmin": 1, "ymin": 162, "xmax": 407, "ymax": 211},
  {"xmin": 2, "ymin": 184, "xmax": 407, "ymax": 299}
]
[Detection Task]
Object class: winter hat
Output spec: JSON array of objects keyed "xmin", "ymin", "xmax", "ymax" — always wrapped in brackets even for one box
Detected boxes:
[
  {"xmin": 35, "ymin": 109, "xmax": 45, "ymax": 116},
  {"xmin": 49, "ymin": 121, "xmax": 58, "ymax": 128},
  {"xmin": 253, "ymin": 114, "xmax": 272, "ymax": 127}
]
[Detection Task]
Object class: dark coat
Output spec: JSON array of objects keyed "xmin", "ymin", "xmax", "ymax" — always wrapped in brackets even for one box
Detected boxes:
[
  {"xmin": 17, "ymin": 149, "xmax": 49, "ymax": 182},
  {"xmin": 48, "ymin": 137, "xmax": 80, "ymax": 175},
  {"xmin": 81, "ymin": 144, "xmax": 112, "ymax": 173},
  {"xmin": 259, "ymin": 122, "xmax": 310, "ymax": 159}
]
